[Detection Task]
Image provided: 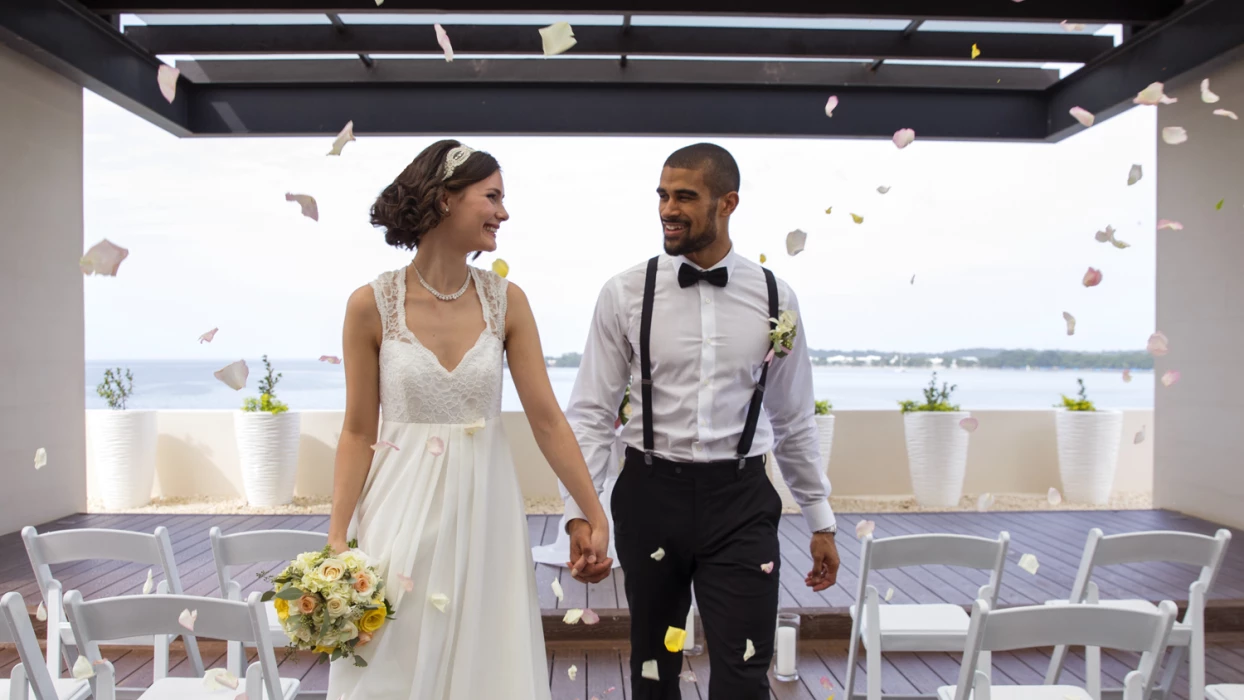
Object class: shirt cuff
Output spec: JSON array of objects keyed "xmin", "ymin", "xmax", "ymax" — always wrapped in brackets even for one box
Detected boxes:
[
  {"xmin": 561, "ymin": 498, "xmax": 589, "ymax": 532},
  {"xmin": 801, "ymin": 500, "xmax": 837, "ymax": 534}
]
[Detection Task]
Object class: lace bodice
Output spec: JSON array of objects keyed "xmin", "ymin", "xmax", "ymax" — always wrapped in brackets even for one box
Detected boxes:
[{"xmin": 371, "ymin": 266, "xmax": 508, "ymax": 424}]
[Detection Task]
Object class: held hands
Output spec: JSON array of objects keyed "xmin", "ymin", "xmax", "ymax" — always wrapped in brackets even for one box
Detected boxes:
[
  {"xmin": 806, "ymin": 532, "xmax": 840, "ymax": 592},
  {"xmin": 566, "ymin": 518, "xmax": 613, "ymax": 584}
]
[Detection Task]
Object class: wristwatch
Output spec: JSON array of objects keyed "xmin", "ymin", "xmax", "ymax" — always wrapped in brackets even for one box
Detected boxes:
[{"xmin": 814, "ymin": 524, "xmax": 837, "ymax": 535}]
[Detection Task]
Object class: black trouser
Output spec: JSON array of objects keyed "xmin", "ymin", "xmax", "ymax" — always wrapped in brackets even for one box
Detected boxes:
[{"xmin": 612, "ymin": 446, "xmax": 783, "ymax": 700}]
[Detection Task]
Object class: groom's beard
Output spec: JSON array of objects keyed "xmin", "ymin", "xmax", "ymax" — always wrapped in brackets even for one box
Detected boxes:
[{"xmin": 663, "ymin": 216, "xmax": 718, "ymax": 257}]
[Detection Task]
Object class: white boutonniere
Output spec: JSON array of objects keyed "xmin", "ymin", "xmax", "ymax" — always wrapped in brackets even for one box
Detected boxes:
[{"xmin": 767, "ymin": 309, "xmax": 799, "ymax": 362}]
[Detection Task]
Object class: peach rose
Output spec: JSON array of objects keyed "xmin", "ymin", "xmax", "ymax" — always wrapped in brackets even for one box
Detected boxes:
[
  {"xmin": 356, "ymin": 631, "xmax": 373, "ymax": 647},
  {"xmin": 298, "ymin": 594, "xmax": 319, "ymax": 615},
  {"xmin": 352, "ymin": 570, "xmax": 376, "ymax": 597}
]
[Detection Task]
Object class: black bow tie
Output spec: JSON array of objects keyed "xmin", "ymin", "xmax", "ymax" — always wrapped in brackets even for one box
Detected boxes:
[{"xmin": 678, "ymin": 263, "xmax": 729, "ymax": 289}]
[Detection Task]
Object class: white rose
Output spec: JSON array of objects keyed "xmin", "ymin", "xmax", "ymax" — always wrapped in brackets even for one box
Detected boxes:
[
  {"xmin": 295, "ymin": 627, "xmax": 312, "ymax": 643},
  {"xmin": 339, "ymin": 550, "xmax": 367, "ymax": 571},
  {"xmin": 325, "ymin": 595, "xmax": 350, "ymax": 618},
  {"xmin": 336, "ymin": 620, "xmax": 359, "ymax": 643},
  {"xmin": 316, "ymin": 558, "xmax": 346, "ymax": 583}
]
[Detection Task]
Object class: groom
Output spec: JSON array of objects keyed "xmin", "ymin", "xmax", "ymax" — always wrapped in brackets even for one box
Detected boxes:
[{"xmin": 562, "ymin": 143, "xmax": 840, "ymax": 698}]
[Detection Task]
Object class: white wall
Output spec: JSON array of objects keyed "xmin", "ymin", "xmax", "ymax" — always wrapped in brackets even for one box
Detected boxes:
[
  {"xmin": 1153, "ymin": 49, "xmax": 1244, "ymax": 528},
  {"xmin": 0, "ymin": 44, "xmax": 87, "ymax": 533}
]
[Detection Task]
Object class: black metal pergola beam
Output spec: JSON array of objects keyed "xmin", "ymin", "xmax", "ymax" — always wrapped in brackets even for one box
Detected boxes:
[
  {"xmin": 126, "ymin": 23, "xmax": 1113, "ymax": 64},
  {"xmin": 76, "ymin": 0, "xmax": 1183, "ymax": 24}
]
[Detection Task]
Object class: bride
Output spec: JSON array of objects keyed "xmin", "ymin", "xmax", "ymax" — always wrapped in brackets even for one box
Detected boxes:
[{"xmin": 325, "ymin": 140, "xmax": 612, "ymax": 700}]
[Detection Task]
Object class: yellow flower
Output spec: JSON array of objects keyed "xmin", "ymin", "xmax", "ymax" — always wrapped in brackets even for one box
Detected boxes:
[
  {"xmin": 314, "ymin": 645, "xmax": 334, "ymax": 655},
  {"xmin": 359, "ymin": 605, "xmax": 388, "ymax": 633},
  {"xmin": 274, "ymin": 598, "xmax": 290, "ymax": 621}
]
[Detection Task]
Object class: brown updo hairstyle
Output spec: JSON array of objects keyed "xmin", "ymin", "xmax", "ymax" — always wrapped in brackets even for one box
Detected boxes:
[{"xmin": 370, "ymin": 139, "xmax": 501, "ymax": 253}]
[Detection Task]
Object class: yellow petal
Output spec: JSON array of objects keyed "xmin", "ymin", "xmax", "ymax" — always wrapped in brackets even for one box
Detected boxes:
[
  {"xmin": 429, "ymin": 593, "xmax": 449, "ymax": 612},
  {"xmin": 1018, "ymin": 553, "xmax": 1040, "ymax": 575},
  {"xmin": 664, "ymin": 626, "xmax": 687, "ymax": 652},
  {"xmin": 650, "ymin": 547, "xmax": 665, "ymax": 561},
  {"xmin": 72, "ymin": 655, "xmax": 95, "ymax": 680},
  {"xmin": 641, "ymin": 659, "xmax": 660, "ymax": 681},
  {"xmin": 971, "ymin": 43, "xmax": 981, "ymax": 59},
  {"xmin": 492, "ymin": 258, "xmax": 509, "ymax": 278},
  {"xmin": 851, "ymin": 213, "xmax": 864, "ymax": 224},
  {"xmin": 36, "ymin": 602, "xmax": 46, "ymax": 621},
  {"xmin": 759, "ymin": 254, "xmax": 767, "ymax": 264},
  {"xmin": 563, "ymin": 608, "xmax": 584, "ymax": 625},
  {"xmin": 743, "ymin": 638, "xmax": 756, "ymax": 661},
  {"xmin": 568, "ymin": 664, "xmax": 578, "ymax": 681},
  {"xmin": 824, "ymin": 206, "xmax": 833, "ymax": 215},
  {"xmin": 539, "ymin": 22, "xmax": 577, "ymax": 56},
  {"xmin": 884, "ymin": 587, "xmax": 894, "ymax": 602},
  {"xmin": 142, "ymin": 568, "xmax": 154, "ymax": 595}
]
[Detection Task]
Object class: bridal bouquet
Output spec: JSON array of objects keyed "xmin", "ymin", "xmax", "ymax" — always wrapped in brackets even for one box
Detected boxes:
[{"xmin": 262, "ymin": 544, "xmax": 392, "ymax": 667}]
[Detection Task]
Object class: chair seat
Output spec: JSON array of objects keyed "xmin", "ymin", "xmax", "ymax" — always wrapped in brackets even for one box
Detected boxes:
[
  {"xmin": 0, "ymin": 677, "xmax": 93, "ymax": 700},
  {"xmin": 938, "ymin": 685, "xmax": 1093, "ymax": 700},
  {"xmin": 1207, "ymin": 685, "xmax": 1244, "ymax": 700},
  {"xmin": 850, "ymin": 604, "xmax": 972, "ymax": 651},
  {"xmin": 1044, "ymin": 599, "xmax": 1192, "ymax": 644},
  {"xmin": 135, "ymin": 677, "xmax": 300, "ymax": 700}
]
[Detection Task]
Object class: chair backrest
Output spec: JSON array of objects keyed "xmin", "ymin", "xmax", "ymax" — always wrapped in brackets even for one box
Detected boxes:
[
  {"xmin": 22, "ymin": 525, "xmax": 189, "ymax": 602},
  {"xmin": 1067, "ymin": 528, "xmax": 1232, "ymax": 612},
  {"xmin": 63, "ymin": 590, "xmax": 285, "ymax": 700},
  {"xmin": 210, "ymin": 527, "xmax": 327, "ymax": 600},
  {"xmin": 0, "ymin": 591, "xmax": 65, "ymax": 700},
  {"xmin": 858, "ymin": 532, "xmax": 1011, "ymax": 606},
  {"xmin": 951, "ymin": 600, "xmax": 1177, "ymax": 700}
]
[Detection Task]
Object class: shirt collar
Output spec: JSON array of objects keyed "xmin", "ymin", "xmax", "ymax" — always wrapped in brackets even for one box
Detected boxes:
[{"xmin": 671, "ymin": 245, "xmax": 737, "ymax": 277}]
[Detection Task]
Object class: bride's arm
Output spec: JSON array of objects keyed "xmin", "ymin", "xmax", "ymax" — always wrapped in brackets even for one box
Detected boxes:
[{"xmin": 327, "ymin": 285, "xmax": 383, "ymax": 553}]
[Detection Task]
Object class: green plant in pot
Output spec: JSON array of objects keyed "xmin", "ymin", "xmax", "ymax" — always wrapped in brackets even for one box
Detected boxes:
[
  {"xmin": 899, "ymin": 372, "xmax": 961, "ymax": 413},
  {"xmin": 234, "ymin": 355, "xmax": 301, "ymax": 506},
  {"xmin": 899, "ymin": 372, "xmax": 971, "ymax": 507},
  {"xmin": 1056, "ymin": 378, "xmax": 1095, "ymax": 412},
  {"xmin": 1053, "ymin": 377, "xmax": 1123, "ymax": 505},
  {"xmin": 97, "ymin": 367, "xmax": 134, "ymax": 410},
  {"xmin": 242, "ymin": 355, "xmax": 290, "ymax": 414},
  {"xmin": 91, "ymin": 367, "xmax": 157, "ymax": 509}
]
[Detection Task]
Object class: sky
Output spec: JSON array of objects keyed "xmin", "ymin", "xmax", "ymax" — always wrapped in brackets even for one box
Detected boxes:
[{"xmin": 82, "ymin": 69, "xmax": 1158, "ymax": 361}]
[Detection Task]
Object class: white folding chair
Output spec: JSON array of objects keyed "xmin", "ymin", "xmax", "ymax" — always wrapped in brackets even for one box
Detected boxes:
[
  {"xmin": 1206, "ymin": 686, "xmax": 1244, "ymax": 700},
  {"xmin": 21, "ymin": 525, "xmax": 203, "ymax": 678},
  {"xmin": 1046, "ymin": 528, "xmax": 1232, "ymax": 700},
  {"xmin": 209, "ymin": 527, "xmax": 326, "ymax": 675},
  {"xmin": 63, "ymin": 590, "xmax": 299, "ymax": 700},
  {"xmin": 944, "ymin": 600, "xmax": 1178, "ymax": 700},
  {"xmin": 845, "ymin": 532, "xmax": 1011, "ymax": 700},
  {"xmin": 0, "ymin": 591, "xmax": 90, "ymax": 700}
]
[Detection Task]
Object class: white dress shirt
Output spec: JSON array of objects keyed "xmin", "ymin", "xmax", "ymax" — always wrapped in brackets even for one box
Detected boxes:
[{"xmin": 562, "ymin": 247, "xmax": 836, "ymax": 533}]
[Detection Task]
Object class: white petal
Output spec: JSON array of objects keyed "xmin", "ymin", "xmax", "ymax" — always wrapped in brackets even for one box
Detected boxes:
[
  {"xmin": 371, "ymin": 440, "xmax": 400, "ymax": 452},
  {"xmin": 976, "ymin": 493, "xmax": 995, "ymax": 512},
  {"xmin": 1134, "ymin": 425, "xmax": 1147, "ymax": 445},
  {"xmin": 884, "ymin": 587, "xmax": 894, "ymax": 602},
  {"xmin": 1128, "ymin": 164, "xmax": 1143, "ymax": 186},
  {"xmin": 199, "ymin": 328, "xmax": 219, "ymax": 344},
  {"xmin": 426, "ymin": 437, "xmax": 445, "ymax": 456},
  {"xmin": 855, "ymin": 520, "xmax": 875, "ymax": 538},
  {"xmin": 680, "ymin": 670, "xmax": 697, "ymax": 683},
  {"xmin": 959, "ymin": 417, "xmax": 979, "ymax": 432},
  {"xmin": 1134, "ymin": 81, "xmax": 1167, "ymax": 105},
  {"xmin": 760, "ymin": 561, "xmax": 774, "ymax": 574},
  {"xmin": 34, "ymin": 448, "xmax": 47, "ymax": 471},
  {"xmin": 568, "ymin": 665, "xmax": 578, "ymax": 681},
  {"xmin": 178, "ymin": 608, "xmax": 197, "ymax": 631},
  {"xmin": 398, "ymin": 574, "xmax": 415, "ymax": 592},
  {"xmin": 1069, "ymin": 106, "xmax": 1095, "ymax": 127},
  {"xmin": 1047, "ymin": 487, "xmax": 1063, "ymax": 506},
  {"xmin": 1018, "ymin": 553, "xmax": 1040, "ymax": 575},
  {"xmin": 463, "ymin": 417, "xmax": 487, "ymax": 436},
  {"xmin": 1060, "ymin": 20, "xmax": 1086, "ymax": 31},
  {"xmin": 203, "ymin": 668, "xmax": 240, "ymax": 691},
  {"xmin": 539, "ymin": 22, "xmax": 577, "ymax": 56},
  {"xmin": 743, "ymin": 638, "xmax": 756, "ymax": 661},
  {"xmin": 434, "ymin": 24, "xmax": 454, "ymax": 62},
  {"xmin": 563, "ymin": 608, "xmax": 584, "ymax": 624},
  {"xmin": 142, "ymin": 568, "xmax": 154, "ymax": 595},
  {"xmin": 551, "ymin": 578, "xmax": 564, "ymax": 601},
  {"xmin": 36, "ymin": 602, "xmax": 47, "ymax": 621},
  {"xmin": 72, "ymin": 655, "xmax": 95, "ymax": 680},
  {"xmin": 1201, "ymin": 78, "xmax": 1220, "ymax": 104},
  {"xmin": 157, "ymin": 64, "xmax": 180, "ymax": 103},
  {"xmin": 1162, "ymin": 126, "xmax": 1188, "ymax": 145},
  {"xmin": 1214, "ymin": 109, "xmax": 1239, "ymax": 120},
  {"xmin": 213, "ymin": 360, "xmax": 249, "ymax": 391},
  {"xmin": 641, "ymin": 660, "xmax": 660, "ymax": 681},
  {"xmin": 650, "ymin": 547, "xmax": 666, "ymax": 561},
  {"xmin": 1160, "ymin": 95, "xmax": 1179, "ymax": 105},
  {"xmin": 1147, "ymin": 331, "xmax": 1169, "ymax": 356},
  {"xmin": 892, "ymin": 128, "xmax": 916, "ymax": 149},
  {"xmin": 81, "ymin": 239, "xmax": 130, "ymax": 277},
  {"xmin": 1063, "ymin": 311, "xmax": 1076, "ymax": 336},
  {"xmin": 429, "ymin": 593, "xmax": 449, "ymax": 612},
  {"xmin": 285, "ymin": 193, "xmax": 319, "ymax": 221},
  {"xmin": 785, "ymin": 229, "xmax": 807, "ymax": 256},
  {"xmin": 824, "ymin": 95, "xmax": 838, "ymax": 117},
  {"xmin": 319, "ymin": 355, "xmax": 342, "ymax": 365},
  {"xmin": 877, "ymin": 185, "xmax": 891, "ymax": 194},
  {"xmin": 327, "ymin": 121, "xmax": 355, "ymax": 156},
  {"xmin": 1156, "ymin": 219, "xmax": 1184, "ymax": 231}
]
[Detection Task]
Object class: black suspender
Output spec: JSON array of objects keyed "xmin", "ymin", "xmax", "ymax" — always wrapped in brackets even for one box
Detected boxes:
[{"xmin": 638, "ymin": 256, "xmax": 780, "ymax": 468}]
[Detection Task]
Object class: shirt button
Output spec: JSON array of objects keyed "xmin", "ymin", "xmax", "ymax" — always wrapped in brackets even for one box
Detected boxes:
[
  {"xmin": 702, "ymin": 379, "xmax": 710, "ymax": 387},
  {"xmin": 699, "ymin": 419, "xmax": 707, "ymax": 427},
  {"xmin": 704, "ymin": 297, "xmax": 711, "ymax": 304},
  {"xmin": 693, "ymin": 442, "xmax": 703, "ymax": 451}
]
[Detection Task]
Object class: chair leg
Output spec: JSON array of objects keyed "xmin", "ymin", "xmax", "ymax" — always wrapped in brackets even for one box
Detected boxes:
[
  {"xmin": 844, "ymin": 635, "xmax": 860, "ymax": 700},
  {"xmin": 980, "ymin": 651, "xmax": 992, "ymax": 683},
  {"xmin": 866, "ymin": 641, "xmax": 882, "ymax": 700},
  {"xmin": 1157, "ymin": 646, "xmax": 1187, "ymax": 700},
  {"xmin": 1087, "ymin": 645, "xmax": 1102, "ymax": 700}
]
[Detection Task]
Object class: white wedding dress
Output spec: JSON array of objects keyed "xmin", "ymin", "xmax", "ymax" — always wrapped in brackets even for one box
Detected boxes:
[{"xmin": 327, "ymin": 266, "xmax": 550, "ymax": 700}]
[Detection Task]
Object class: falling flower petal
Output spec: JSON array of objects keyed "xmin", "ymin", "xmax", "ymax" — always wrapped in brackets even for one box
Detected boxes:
[
  {"xmin": 157, "ymin": 64, "xmax": 179, "ymax": 103},
  {"xmin": 204, "ymin": 669, "xmax": 240, "ymax": 691},
  {"xmin": 1048, "ymin": 488, "xmax": 1063, "ymax": 506},
  {"xmin": 1128, "ymin": 164, "xmax": 1143, "ymax": 186},
  {"xmin": 1063, "ymin": 311, "xmax": 1076, "ymax": 336},
  {"xmin": 1134, "ymin": 82, "xmax": 1168, "ymax": 105},
  {"xmin": 491, "ymin": 259, "xmax": 509, "ymax": 278},
  {"xmin": 910, "ymin": 274, "xmax": 915, "ymax": 285},
  {"xmin": 1018, "ymin": 553, "xmax": 1040, "ymax": 575},
  {"xmin": 1161, "ymin": 370, "xmax": 1180, "ymax": 387},
  {"xmin": 34, "ymin": 448, "xmax": 46, "ymax": 471},
  {"xmin": 885, "ymin": 587, "xmax": 894, "ymax": 602},
  {"xmin": 1162, "ymin": 126, "xmax": 1188, "ymax": 145},
  {"xmin": 970, "ymin": 43, "xmax": 981, "ymax": 59},
  {"xmin": 759, "ymin": 254, "xmax": 767, "ymax": 264},
  {"xmin": 743, "ymin": 638, "xmax": 756, "ymax": 661},
  {"xmin": 824, "ymin": 95, "xmax": 838, "ymax": 117},
  {"xmin": 1060, "ymin": 20, "xmax": 1086, "ymax": 31},
  {"xmin": 821, "ymin": 677, "xmax": 834, "ymax": 691},
  {"xmin": 977, "ymin": 493, "xmax": 995, "ymax": 512},
  {"xmin": 664, "ymin": 626, "xmax": 687, "ymax": 652},
  {"xmin": 143, "ymin": 568, "xmax": 154, "ymax": 595},
  {"xmin": 285, "ymin": 193, "xmax": 319, "ymax": 221},
  {"xmin": 463, "ymin": 417, "xmax": 487, "ymax": 436},
  {"xmin": 36, "ymin": 602, "xmax": 46, "ymax": 621},
  {"xmin": 72, "ymin": 655, "xmax": 95, "ymax": 680},
  {"xmin": 581, "ymin": 608, "xmax": 601, "ymax": 625},
  {"xmin": 1094, "ymin": 225, "xmax": 1114, "ymax": 243},
  {"xmin": 552, "ymin": 578, "xmax": 564, "ymax": 601},
  {"xmin": 371, "ymin": 440, "xmax": 400, "ymax": 452},
  {"xmin": 959, "ymin": 417, "xmax": 979, "ymax": 432},
  {"xmin": 641, "ymin": 660, "xmax": 660, "ymax": 681},
  {"xmin": 80, "ymin": 239, "xmax": 130, "ymax": 277},
  {"xmin": 650, "ymin": 547, "xmax": 665, "ymax": 561},
  {"xmin": 760, "ymin": 561, "xmax": 774, "ymax": 574},
  {"xmin": 539, "ymin": 22, "xmax": 577, "ymax": 56},
  {"xmin": 213, "ymin": 360, "xmax": 248, "ymax": 391},
  {"xmin": 319, "ymin": 355, "xmax": 342, "ymax": 365},
  {"xmin": 1201, "ymin": 79, "xmax": 1220, "ymax": 103},
  {"xmin": 850, "ymin": 213, "xmax": 864, "ymax": 224},
  {"xmin": 680, "ymin": 670, "xmax": 697, "ymax": 683},
  {"xmin": 892, "ymin": 128, "xmax": 916, "ymax": 149},
  {"xmin": 1147, "ymin": 331, "xmax": 1169, "ymax": 356},
  {"xmin": 1213, "ymin": 109, "xmax": 1239, "ymax": 120},
  {"xmin": 564, "ymin": 608, "xmax": 584, "ymax": 625},
  {"xmin": 1123, "ymin": 369, "xmax": 1133, "ymax": 383},
  {"xmin": 877, "ymin": 186, "xmax": 890, "ymax": 194},
  {"xmin": 327, "ymin": 121, "xmax": 355, "ymax": 156},
  {"xmin": 824, "ymin": 207, "xmax": 832, "ymax": 215},
  {"xmin": 1134, "ymin": 425, "xmax": 1146, "ymax": 445},
  {"xmin": 1157, "ymin": 219, "xmax": 1184, "ymax": 231},
  {"xmin": 1161, "ymin": 95, "xmax": 1179, "ymax": 105},
  {"xmin": 568, "ymin": 665, "xmax": 578, "ymax": 681},
  {"xmin": 1111, "ymin": 237, "xmax": 1131, "ymax": 250},
  {"xmin": 178, "ymin": 608, "xmax": 197, "ymax": 631},
  {"xmin": 1216, "ymin": 199, "xmax": 1225, "ymax": 211},
  {"xmin": 855, "ymin": 520, "xmax": 875, "ymax": 538},
  {"xmin": 397, "ymin": 574, "xmax": 414, "ymax": 592},
  {"xmin": 426, "ymin": 436, "xmax": 445, "ymax": 456},
  {"xmin": 785, "ymin": 229, "xmax": 807, "ymax": 256},
  {"xmin": 1082, "ymin": 267, "xmax": 1103, "ymax": 288},
  {"xmin": 199, "ymin": 328, "xmax": 219, "ymax": 344},
  {"xmin": 1069, "ymin": 106, "xmax": 1094, "ymax": 127},
  {"xmin": 433, "ymin": 24, "xmax": 454, "ymax": 62},
  {"xmin": 429, "ymin": 593, "xmax": 449, "ymax": 612}
]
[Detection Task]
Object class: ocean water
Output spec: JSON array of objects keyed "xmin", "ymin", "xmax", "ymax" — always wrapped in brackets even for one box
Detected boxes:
[{"xmin": 85, "ymin": 361, "xmax": 1154, "ymax": 411}]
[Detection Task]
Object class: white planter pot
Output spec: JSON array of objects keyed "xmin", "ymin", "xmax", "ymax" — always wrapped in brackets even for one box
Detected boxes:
[
  {"xmin": 91, "ymin": 410, "xmax": 158, "ymax": 509},
  {"xmin": 1054, "ymin": 409, "xmax": 1123, "ymax": 505},
  {"xmin": 815, "ymin": 414, "xmax": 836, "ymax": 472},
  {"xmin": 234, "ymin": 411, "xmax": 301, "ymax": 506},
  {"xmin": 903, "ymin": 411, "xmax": 971, "ymax": 507}
]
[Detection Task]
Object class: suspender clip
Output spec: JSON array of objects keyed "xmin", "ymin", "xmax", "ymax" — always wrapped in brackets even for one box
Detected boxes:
[
  {"xmin": 737, "ymin": 456, "xmax": 747, "ymax": 470},
  {"xmin": 641, "ymin": 379, "xmax": 653, "ymax": 386},
  {"xmin": 644, "ymin": 451, "xmax": 654, "ymax": 466}
]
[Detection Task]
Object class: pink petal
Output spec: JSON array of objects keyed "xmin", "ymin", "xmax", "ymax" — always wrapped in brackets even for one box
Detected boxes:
[
  {"xmin": 824, "ymin": 95, "xmax": 838, "ymax": 117},
  {"xmin": 397, "ymin": 573, "xmax": 415, "ymax": 592},
  {"xmin": 821, "ymin": 677, "xmax": 834, "ymax": 690},
  {"xmin": 759, "ymin": 561, "xmax": 774, "ymax": 574},
  {"xmin": 1162, "ymin": 126, "xmax": 1188, "ymax": 145},
  {"xmin": 1134, "ymin": 425, "xmax": 1146, "ymax": 444},
  {"xmin": 1047, "ymin": 488, "xmax": 1063, "ymax": 506},
  {"xmin": 319, "ymin": 355, "xmax": 342, "ymax": 364},
  {"xmin": 1157, "ymin": 219, "xmax": 1184, "ymax": 231},
  {"xmin": 1147, "ymin": 331, "xmax": 1169, "ymax": 357},
  {"xmin": 959, "ymin": 417, "xmax": 979, "ymax": 433},
  {"xmin": 157, "ymin": 64, "xmax": 179, "ymax": 103},
  {"xmin": 764, "ymin": 348, "xmax": 776, "ymax": 365},
  {"xmin": 1214, "ymin": 109, "xmax": 1239, "ymax": 120},
  {"xmin": 1063, "ymin": 311, "xmax": 1076, "ymax": 336},
  {"xmin": 199, "ymin": 328, "xmax": 219, "ymax": 344},
  {"xmin": 892, "ymin": 128, "xmax": 916, "ymax": 149},
  {"xmin": 426, "ymin": 436, "xmax": 445, "ymax": 456},
  {"xmin": 581, "ymin": 608, "xmax": 601, "ymax": 625},
  {"xmin": 1134, "ymin": 82, "xmax": 1167, "ymax": 106},
  {"xmin": 434, "ymin": 24, "xmax": 454, "ymax": 62},
  {"xmin": 1122, "ymin": 369, "xmax": 1133, "ymax": 383},
  {"xmin": 855, "ymin": 519, "xmax": 875, "ymax": 538},
  {"xmin": 327, "ymin": 121, "xmax": 355, "ymax": 156},
  {"xmin": 371, "ymin": 440, "xmax": 400, "ymax": 452},
  {"xmin": 285, "ymin": 193, "xmax": 319, "ymax": 221},
  {"xmin": 1069, "ymin": 106, "xmax": 1095, "ymax": 127},
  {"xmin": 1082, "ymin": 267, "xmax": 1103, "ymax": 288},
  {"xmin": 213, "ymin": 360, "xmax": 249, "ymax": 391},
  {"xmin": 81, "ymin": 239, "xmax": 130, "ymax": 277},
  {"xmin": 1161, "ymin": 370, "xmax": 1180, "ymax": 387},
  {"xmin": 1060, "ymin": 20, "xmax": 1086, "ymax": 31}
]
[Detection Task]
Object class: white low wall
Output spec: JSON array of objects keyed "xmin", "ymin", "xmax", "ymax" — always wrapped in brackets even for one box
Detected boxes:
[{"xmin": 85, "ymin": 409, "xmax": 1153, "ymax": 505}]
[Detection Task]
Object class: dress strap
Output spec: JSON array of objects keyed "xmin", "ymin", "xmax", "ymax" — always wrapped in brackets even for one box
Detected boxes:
[
  {"xmin": 474, "ymin": 267, "xmax": 509, "ymax": 341},
  {"xmin": 370, "ymin": 269, "xmax": 405, "ymax": 342}
]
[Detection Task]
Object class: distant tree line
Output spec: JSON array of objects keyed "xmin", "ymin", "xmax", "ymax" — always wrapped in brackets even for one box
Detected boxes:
[{"xmin": 544, "ymin": 348, "xmax": 1151, "ymax": 370}]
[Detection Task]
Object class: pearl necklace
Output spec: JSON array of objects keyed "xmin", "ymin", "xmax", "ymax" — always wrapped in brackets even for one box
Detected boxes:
[{"xmin": 413, "ymin": 264, "xmax": 471, "ymax": 302}]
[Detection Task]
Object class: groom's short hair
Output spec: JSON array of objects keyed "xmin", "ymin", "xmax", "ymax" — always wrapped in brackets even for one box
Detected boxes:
[{"xmin": 663, "ymin": 143, "xmax": 740, "ymax": 199}]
